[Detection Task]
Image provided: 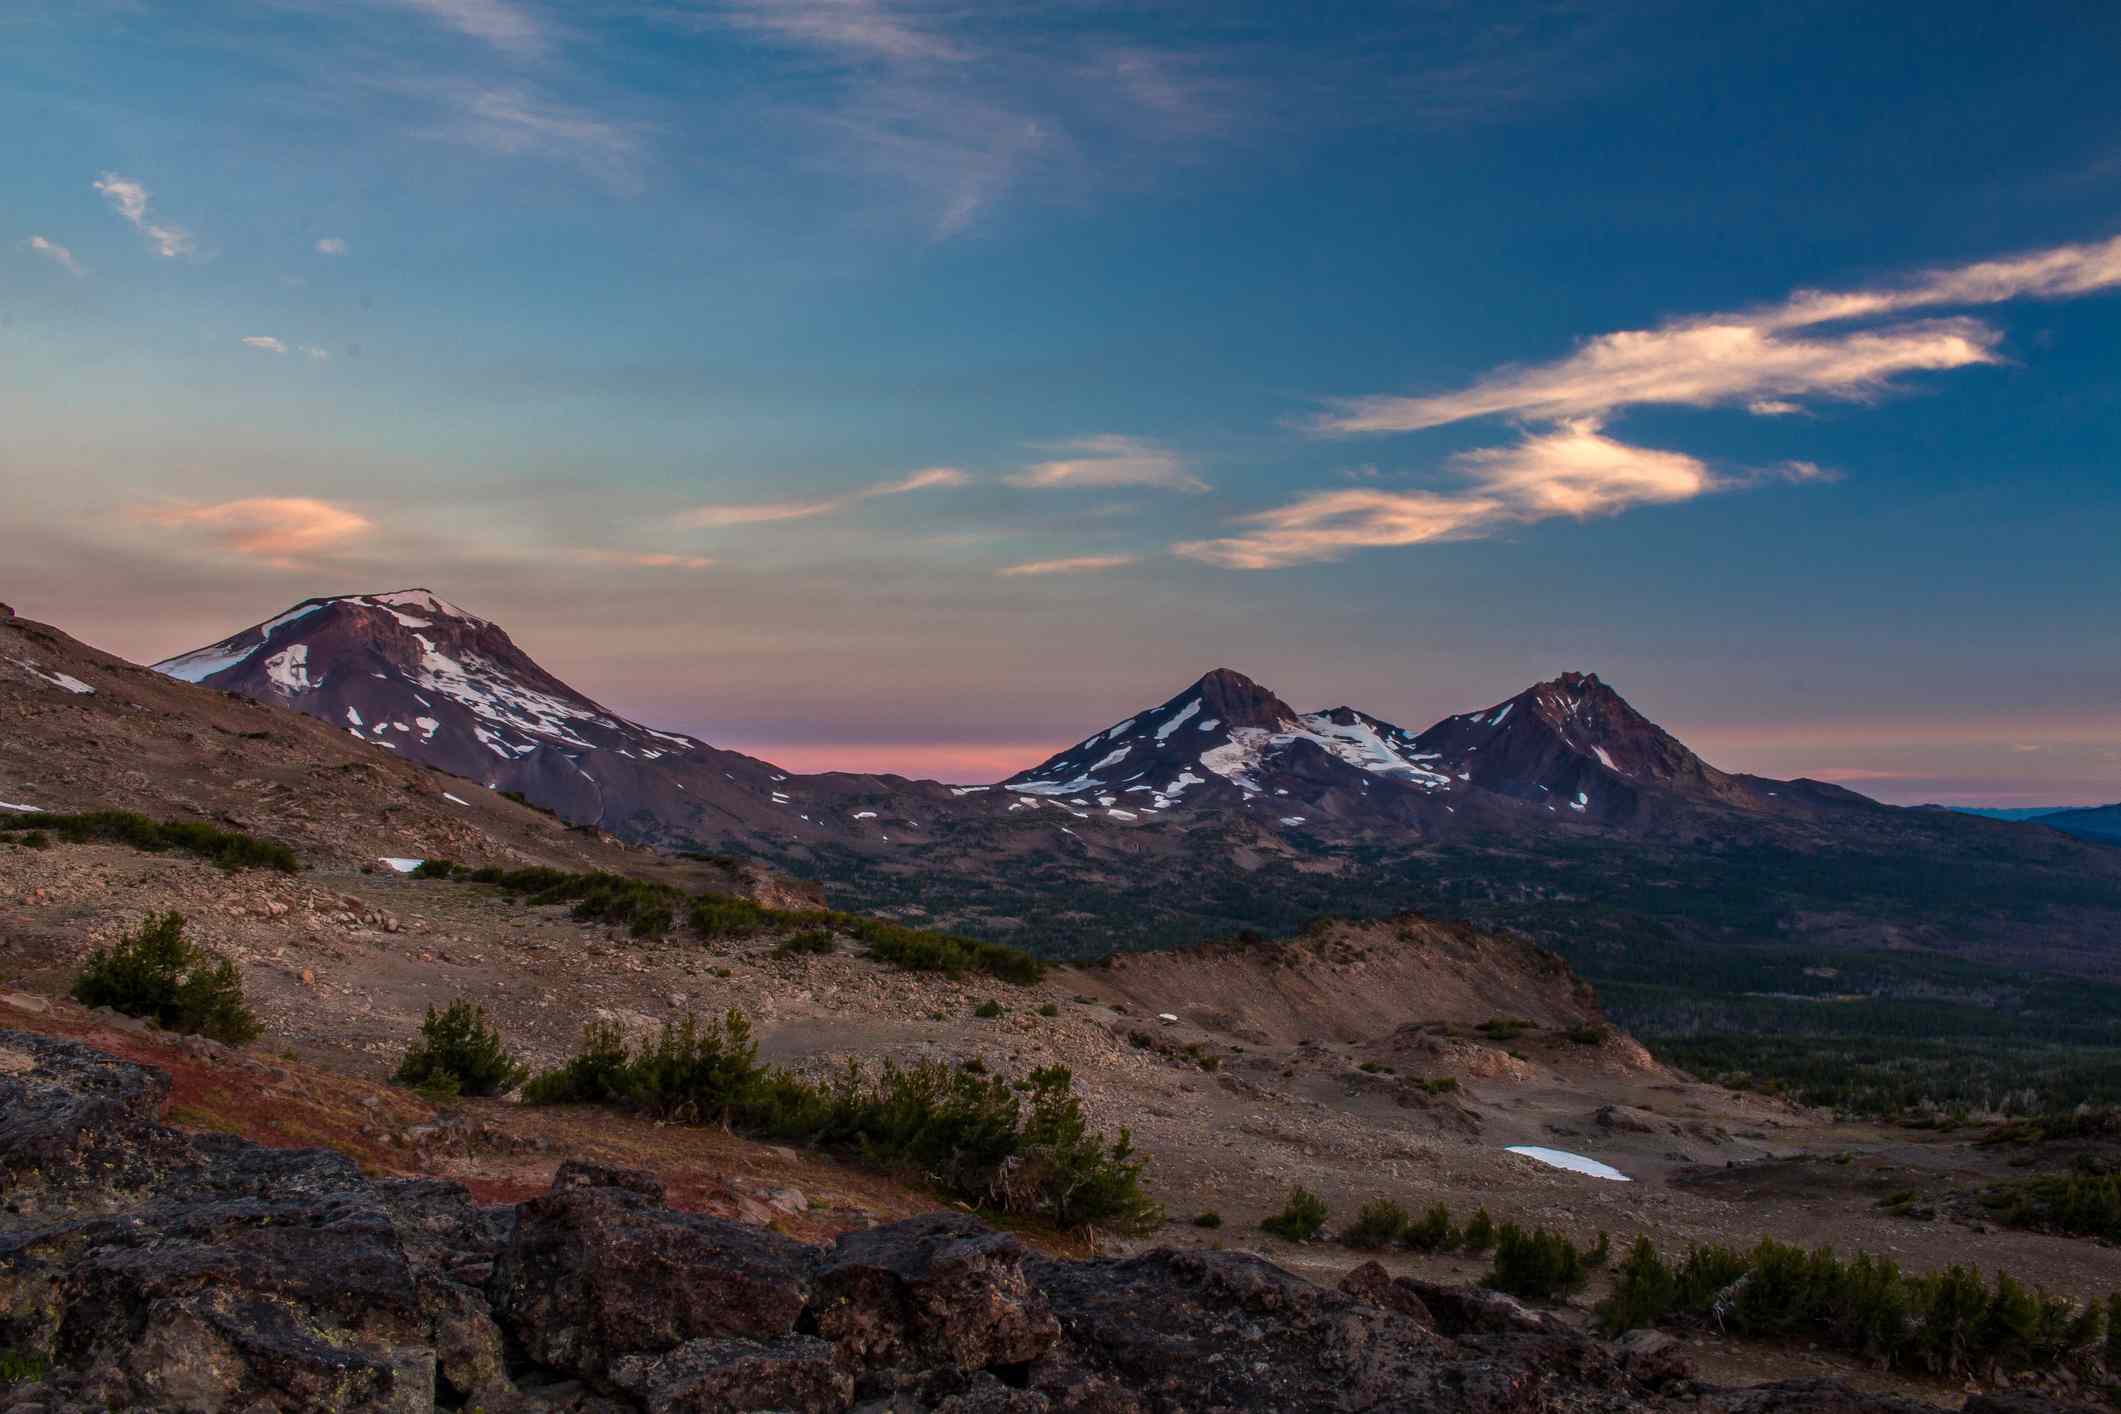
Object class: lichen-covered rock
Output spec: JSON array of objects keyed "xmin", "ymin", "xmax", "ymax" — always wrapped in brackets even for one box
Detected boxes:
[
  {"xmin": 491, "ymin": 1164, "xmax": 816, "ymax": 1379},
  {"xmin": 607, "ymin": 1335, "xmax": 853, "ymax": 1413},
  {"xmin": 0, "ymin": 1029, "xmax": 184, "ymax": 1211},
  {"xmin": 813, "ymin": 1214, "xmax": 1058, "ymax": 1376}
]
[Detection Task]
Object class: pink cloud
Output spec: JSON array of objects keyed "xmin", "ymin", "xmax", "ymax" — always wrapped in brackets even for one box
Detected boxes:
[{"xmin": 140, "ymin": 497, "xmax": 372, "ymax": 567}]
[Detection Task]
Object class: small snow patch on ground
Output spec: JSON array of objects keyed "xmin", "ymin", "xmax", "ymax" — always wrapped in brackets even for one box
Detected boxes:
[
  {"xmin": 379, "ymin": 857, "xmax": 423, "ymax": 873},
  {"xmin": 443, "ymin": 792, "xmax": 471, "ymax": 806},
  {"xmin": 1279, "ymin": 815, "xmax": 1307, "ymax": 826},
  {"xmin": 0, "ymin": 801, "xmax": 44, "ymax": 813}
]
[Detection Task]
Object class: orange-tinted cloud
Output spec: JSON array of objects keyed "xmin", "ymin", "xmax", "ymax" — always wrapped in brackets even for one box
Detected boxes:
[
  {"xmin": 1174, "ymin": 420, "xmax": 1711, "ymax": 569},
  {"xmin": 141, "ymin": 497, "xmax": 372, "ymax": 567},
  {"xmin": 677, "ymin": 466, "xmax": 968, "ymax": 529},
  {"xmin": 997, "ymin": 553, "xmax": 1137, "ymax": 576}
]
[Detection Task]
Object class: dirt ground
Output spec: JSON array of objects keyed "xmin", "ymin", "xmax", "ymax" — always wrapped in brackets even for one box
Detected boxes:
[{"xmin": 6, "ymin": 839, "xmax": 2120, "ymax": 1408}]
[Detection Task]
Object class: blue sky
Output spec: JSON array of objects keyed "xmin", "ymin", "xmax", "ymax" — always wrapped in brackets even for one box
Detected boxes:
[{"xmin": 5, "ymin": 1, "xmax": 2119, "ymax": 800}]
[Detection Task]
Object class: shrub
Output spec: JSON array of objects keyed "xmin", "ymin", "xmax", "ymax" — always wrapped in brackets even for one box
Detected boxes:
[
  {"xmin": 1193, "ymin": 1210, "xmax": 1224, "ymax": 1229},
  {"xmin": 1475, "ymin": 1018, "xmax": 1529, "ymax": 1042},
  {"xmin": 1260, "ymin": 1187, "xmax": 1329, "ymax": 1242},
  {"xmin": 521, "ymin": 1010, "xmax": 1156, "ymax": 1232},
  {"xmin": 521, "ymin": 1019, "xmax": 631, "ymax": 1105},
  {"xmin": 1565, "ymin": 1024, "xmax": 1611, "ymax": 1046},
  {"xmin": 71, "ymin": 912, "xmax": 260, "ymax": 1043},
  {"xmin": 3, "ymin": 810, "xmax": 297, "ymax": 872},
  {"xmin": 1485, "ymin": 1223, "xmax": 1587, "ymax": 1303},
  {"xmin": 1405, "ymin": 1201, "xmax": 1458, "ymax": 1253},
  {"xmin": 1343, "ymin": 1198, "xmax": 1410, "ymax": 1250},
  {"xmin": 1461, "ymin": 1206, "xmax": 1495, "ymax": 1252},
  {"xmin": 777, "ymin": 928, "xmax": 835, "ymax": 956},
  {"xmin": 973, "ymin": 999, "xmax": 1005, "ymax": 1019},
  {"xmin": 1037, "ymin": 1002, "xmax": 1060, "ymax": 1018},
  {"xmin": 1598, "ymin": 1237, "xmax": 1677, "ymax": 1333},
  {"xmin": 393, "ymin": 1001, "xmax": 526, "ymax": 1097},
  {"xmin": 1585, "ymin": 1230, "xmax": 1611, "ymax": 1268},
  {"xmin": 1593, "ymin": 1231, "xmax": 2104, "ymax": 1378},
  {"xmin": 17, "ymin": 830, "xmax": 49, "ymax": 849},
  {"xmin": 411, "ymin": 858, "xmax": 460, "ymax": 879}
]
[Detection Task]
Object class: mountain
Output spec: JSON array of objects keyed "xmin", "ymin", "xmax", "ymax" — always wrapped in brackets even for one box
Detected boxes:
[
  {"xmin": 2039, "ymin": 803, "xmax": 2121, "ymax": 845},
  {"xmin": 149, "ymin": 591, "xmax": 2121, "ymax": 977}
]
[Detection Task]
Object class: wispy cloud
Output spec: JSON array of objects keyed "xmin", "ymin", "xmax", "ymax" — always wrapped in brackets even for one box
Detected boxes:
[
  {"xmin": 93, "ymin": 173, "xmax": 193, "ymax": 258},
  {"xmin": 387, "ymin": 0, "xmax": 546, "ymax": 58},
  {"xmin": 572, "ymin": 549, "xmax": 714, "ymax": 570},
  {"xmin": 241, "ymin": 336, "xmax": 290, "ymax": 354},
  {"xmin": 1312, "ymin": 231, "xmax": 2121, "ymax": 434},
  {"xmin": 1007, "ymin": 435, "xmax": 1206, "ymax": 493},
  {"xmin": 300, "ymin": 344, "xmax": 331, "ymax": 360},
  {"xmin": 1174, "ymin": 420, "xmax": 1723, "ymax": 570},
  {"xmin": 24, "ymin": 235, "xmax": 83, "ymax": 276},
  {"xmin": 140, "ymin": 497, "xmax": 373, "ymax": 567},
  {"xmin": 997, "ymin": 554, "xmax": 1138, "ymax": 577},
  {"xmin": 420, "ymin": 87, "xmax": 647, "ymax": 190},
  {"xmin": 315, "ymin": 237, "xmax": 349, "ymax": 255},
  {"xmin": 721, "ymin": 0, "xmax": 968, "ymax": 63},
  {"xmin": 676, "ymin": 465, "xmax": 968, "ymax": 529}
]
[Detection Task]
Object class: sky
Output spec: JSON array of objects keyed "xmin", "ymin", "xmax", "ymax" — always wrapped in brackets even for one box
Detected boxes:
[{"xmin": 4, "ymin": 1, "xmax": 2120, "ymax": 804}]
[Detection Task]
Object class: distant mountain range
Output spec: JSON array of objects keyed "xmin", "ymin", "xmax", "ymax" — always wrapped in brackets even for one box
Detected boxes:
[
  {"xmin": 152, "ymin": 589, "xmax": 2121, "ymax": 974},
  {"xmin": 1946, "ymin": 803, "xmax": 2121, "ymax": 844}
]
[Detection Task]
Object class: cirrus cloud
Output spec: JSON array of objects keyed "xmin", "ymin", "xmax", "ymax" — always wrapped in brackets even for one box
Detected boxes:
[
  {"xmin": 1174, "ymin": 420, "xmax": 1718, "ymax": 570},
  {"xmin": 1005, "ymin": 435, "xmax": 1206, "ymax": 493},
  {"xmin": 997, "ymin": 553, "xmax": 1138, "ymax": 577},
  {"xmin": 140, "ymin": 497, "xmax": 373, "ymax": 567},
  {"xmin": 1311, "ymin": 230, "xmax": 2121, "ymax": 434},
  {"xmin": 676, "ymin": 465, "xmax": 968, "ymax": 529},
  {"xmin": 241, "ymin": 336, "xmax": 289, "ymax": 354}
]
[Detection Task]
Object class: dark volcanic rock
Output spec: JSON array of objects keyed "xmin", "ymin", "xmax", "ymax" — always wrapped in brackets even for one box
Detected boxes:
[
  {"xmin": 608, "ymin": 1335, "xmax": 853, "ymax": 1413},
  {"xmin": 0, "ymin": 1028, "xmax": 184, "ymax": 1209},
  {"xmin": 491, "ymin": 1163, "xmax": 816, "ymax": 1379},
  {"xmin": 813, "ymin": 1213, "xmax": 1059, "ymax": 1376}
]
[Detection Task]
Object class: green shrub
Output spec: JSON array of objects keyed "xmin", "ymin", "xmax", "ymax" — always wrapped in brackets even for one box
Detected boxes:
[
  {"xmin": 1598, "ymin": 1237, "xmax": 1677, "ymax": 1333},
  {"xmin": 3, "ymin": 810, "xmax": 297, "ymax": 872},
  {"xmin": 17, "ymin": 830, "xmax": 49, "ymax": 849},
  {"xmin": 1461, "ymin": 1206, "xmax": 1495, "ymax": 1252},
  {"xmin": 1593, "ymin": 1231, "xmax": 2104, "ymax": 1378},
  {"xmin": 777, "ymin": 928, "xmax": 835, "ymax": 956},
  {"xmin": 973, "ymin": 999, "xmax": 1005, "ymax": 1019},
  {"xmin": 1405, "ymin": 1201, "xmax": 1458, "ymax": 1253},
  {"xmin": 1193, "ymin": 1210, "xmax": 1224, "ymax": 1229},
  {"xmin": 1475, "ymin": 1018, "xmax": 1529, "ymax": 1041},
  {"xmin": 1343, "ymin": 1198, "xmax": 1410, "ymax": 1250},
  {"xmin": 520, "ymin": 1010, "xmax": 1156, "ymax": 1232},
  {"xmin": 393, "ymin": 1000, "xmax": 526, "ymax": 1097},
  {"xmin": 1564, "ymin": 1023, "xmax": 1610, "ymax": 1046},
  {"xmin": 1485, "ymin": 1223, "xmax": 1587, "ymax": 1303},
  {"xmin": 521, "ymin": 1019, "xmax": 632, "ymax": 1105},
  {"xmin": 1585, "ymin": 1230, "xmax": 1611, "ymax": 1268},
  {"xmin": 411, "ymin": 858, "xmax": 460, "ymax": 879},
  {"xmin": 1037, "ymin": 1002, "xmax": 1060, "ymax": 1018},
  {"xmin": 71, "ymin": 912, "xmax": 260, "ymax": 1043},
  {"xmin": 1260, "ymin": 1187, "xmax": 1329, "ymax": 1242}
]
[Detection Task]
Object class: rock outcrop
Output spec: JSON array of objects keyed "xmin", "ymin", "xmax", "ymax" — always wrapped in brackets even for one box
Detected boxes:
[{"xmin": 0, "ymin": 1029, "xmax": 1973, "ymax": 1412}]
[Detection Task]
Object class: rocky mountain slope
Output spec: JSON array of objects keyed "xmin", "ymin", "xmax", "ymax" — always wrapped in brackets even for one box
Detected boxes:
[{"xmin": 2038, "ymin": 802, "xmax": 2121, "ymax": 845}]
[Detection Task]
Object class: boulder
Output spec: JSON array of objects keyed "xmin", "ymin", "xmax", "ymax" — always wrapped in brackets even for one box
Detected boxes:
[
  {"xmin": 608, "ymin": 1335, "xmax": 853, "ymax": 1413},
  {"xmin": 1336, "ymin": 1260, "xmax": 1436, "ymax": 1328},
  {"xmin": 813, "ymin": 1213, "xmax": 1059, "ymax": 1375},
  {"xmin": 492, "ymin": 1163, "xmax": 816, "ymax": 1379}
]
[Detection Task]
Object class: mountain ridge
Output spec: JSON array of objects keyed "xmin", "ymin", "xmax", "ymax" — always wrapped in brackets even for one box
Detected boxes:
[{"xmin": 136, "ymin": 589, "xmax": 2121, "ymax": 977}]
